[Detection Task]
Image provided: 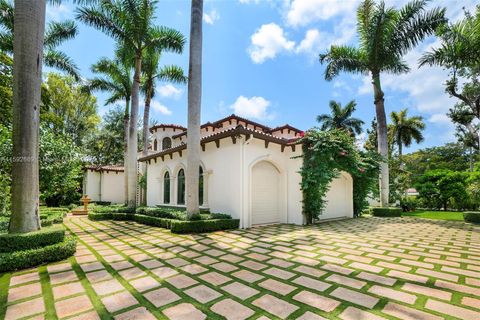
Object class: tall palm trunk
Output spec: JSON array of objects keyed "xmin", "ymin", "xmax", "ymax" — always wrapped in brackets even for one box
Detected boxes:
[
  {"xmin": 123, "ymin": 99, "xmax": 129, "ymax": 205},
  {"xmin": 141, "ymin": 85, "xmax": 153, "ymax": 206},
  {"xmin": 398, "ymin": 140, "xmax": 403, "ymax": 170},
  {"xmin": 9, "ymin": 0, "xmax": 45, "ymax": 233},
  {"xmin": 186, "ymin": 0, "xmax": 203, "ymax": 217},
  {"xmin": 372, "ymin": 73, "xmax": 389, "ymax": 207},
  {"xmin": 127, "ymin": 55, "xmax": 142, "ymax": 208}
]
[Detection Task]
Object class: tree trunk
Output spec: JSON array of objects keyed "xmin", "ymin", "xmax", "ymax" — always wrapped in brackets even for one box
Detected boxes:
[
  {"xmin": 372, "ymin": 73, "xmax": 389, "ymax": 207},
  {"xmin": 141, "ymin": 88, "xmax": 152, "ymax": 206},
  {"xmin": 398, "ymin": 141, "xmax": 403, "ymax": 171},
  {"xmin": 186, "ymin": 0, "xmax": 203, "ymax": 218},
  {"xmin": 9, "ymin": 0, "xmax": 45, "ymax": 233},
  {"xmin": 123, "ymin": 99, "xmax": 129, "ymax": 206},
  {"xmin": 126, "ymin": 55, "xmax": 142, "ymax": 209}
]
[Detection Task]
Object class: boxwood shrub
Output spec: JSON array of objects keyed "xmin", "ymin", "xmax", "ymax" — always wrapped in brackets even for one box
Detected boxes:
[
  {"xmin": 0, "ymin": 236, "xmax": 76, "ymax": 273},
  {"xmin": 0, "ymin": 225, "xmax": 66, "ymax": 253},
  {"xmin": 170, "ymin": 219, "xmax": 240, "ymax": 234},
  {"xmin": 464, "ymin": 212, "xmax": 480, "ymax": 223},
  {"xmin": 371, "ymin": 207, "xmax": 402, "ymax": 217},
  {"xmin": 88, "ymin": 212, "xmax": 238, "ymax": 233}
]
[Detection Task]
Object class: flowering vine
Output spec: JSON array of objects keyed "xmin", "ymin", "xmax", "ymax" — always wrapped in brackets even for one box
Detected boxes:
[{"xmin": 298, "ymin": 128, "xmax": 381, "ymax": 224}]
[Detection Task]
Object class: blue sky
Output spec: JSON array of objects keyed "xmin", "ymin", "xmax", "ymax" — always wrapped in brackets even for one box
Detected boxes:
[{"xmin": 45, "ymin": 0, "xmax": 478, "ymax": 153}]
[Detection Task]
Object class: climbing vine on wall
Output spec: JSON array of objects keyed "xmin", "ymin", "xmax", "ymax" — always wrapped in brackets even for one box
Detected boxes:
[{"xmin": 298, "ymin": 128, "xmax": 381, "ymax": 224}]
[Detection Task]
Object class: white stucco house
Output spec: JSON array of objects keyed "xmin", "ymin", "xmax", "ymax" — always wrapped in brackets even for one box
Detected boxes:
[{"xmin": 84, "ymin": 114, "xmax": 353, "ymax": 228}]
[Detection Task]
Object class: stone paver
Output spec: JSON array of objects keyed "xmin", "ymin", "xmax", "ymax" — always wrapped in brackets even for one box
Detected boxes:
[
  {"xmin": 162, "ymin": 303, "xmax": 206, "ymax": 320},
  {"xmin": 211, "ymin": 298, "xmax": 255, "ymax": 320},
  {"xmin": 101, "ymin": 291, "xmax": 139, "ymax": 313},
  {"xmin": 253, "ymin": 294, "xmax": 299, "ymax": 319},
  {"xmin": 8, "ymin": 282, "xmax": 42, "ymax": 302},
  {"xmin": 55, "ymin": 295, "xmax": 93, "ymax": 318},
  {"xmin": 6, "ymin": 217, "xmax": 480, "ymax": 320},
  {"xmin": 144, "ymin": 287, "xmax": 181, "ymax": 307},
  {"xmin": 5, "ymin": 297, "xmax": 45, "ymax": 320},
  {"xmin": 185, "ymin": 284, "xmax": 222, "ymax": 303}
]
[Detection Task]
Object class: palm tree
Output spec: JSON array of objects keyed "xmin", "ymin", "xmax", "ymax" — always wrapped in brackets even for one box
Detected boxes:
[
  {"xmin": 8, "ymin": 0, "xmax": 46, "ymax": 233},
  {"xmin": 419, "ymin": 13, "xmax": 480, "ymax": 150},
  {"xmin": 0, "ymin": 0, "xmax": 80, "ymax": 79},
  {"xmin": 140, "ymin": 49, "xmax": 186, "ymax": 205},
  {"xmin": 317, "ymin": 100, "xmax": 364, "ymax": 136},
  {"xmin": 86, "ymin": 48, "xmax": 132, "ymax": 204},
  {"xmin": 390, "ymin": 109, "xmax": 425, "ymax": 168},
  {"xmin": 186, "ymin": 0, "xmax": 203, "ymax": 218},
  {"xmin": 319, "ymin": 0, "xmax": 445, "ymax": 206},
  {"xmin": 77, "ymin": 0, "xmax": 185, "ymax": 208}
]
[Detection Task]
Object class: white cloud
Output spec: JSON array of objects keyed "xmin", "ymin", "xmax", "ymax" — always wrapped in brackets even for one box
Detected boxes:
[
  {"xmin": 151, "ymin": 101, "xmax": 172, "ymax": 115},
  {"xmin": 248, "ymin": 23, "xmax": 295, "ymax": 64},
  {"xmin": 203, "ymin": 9, "xmax": 219, "ymax": 25},
  {"xmin": 230, "ymin": 96, "xmax": 273, "ymax": 120},
  {"xmin": 157, "ymin": 84, "xmax": 182, "ymax": 99},
  {"xmin": 285, "ymin": 0, "xmax": 359, "ymax": 27},
  {"xmin": 46, "ymin": 3, "xmax": 73, "ymax": 20},
  {"xmin": 428, "ymin": 113, "xmax": 451, "ymax": 124}
]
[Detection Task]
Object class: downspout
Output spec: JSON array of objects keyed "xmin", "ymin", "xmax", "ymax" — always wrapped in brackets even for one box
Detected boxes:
[{"xmin": 240, "ymin": 134, "xmax": 253, "ymax": 229}]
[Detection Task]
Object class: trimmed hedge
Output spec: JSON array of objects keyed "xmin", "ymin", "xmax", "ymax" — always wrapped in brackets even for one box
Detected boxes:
[
  {"xmin": 0, "ymin": 217, "xmax": 8, "ymax": 232},
  {"xmin": 88, "ymin": 212, "xmax": 238, "ymax": 233},
  {"xmin": 371, "ymin": 207, "xmax": 402, "ymax": 217},
  {"xmin": 170, "ymin": 219, "xmax": 240, "ymax": 234},
  {"xmin": 0, "ymin": 225, "xmax": 66, "ymax": 253},
  {"xmin": 0, "ymin": 236, "xmax": 76, "ymax": 273},
  {"xmin": 464, "ymin": 211, "xmax": 480, "ymax": 223}
]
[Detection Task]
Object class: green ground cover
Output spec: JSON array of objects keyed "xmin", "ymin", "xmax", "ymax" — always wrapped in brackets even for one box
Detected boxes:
[{"xmin": 402, "ymin": 210, "xmax": 465, "ymax": 221}]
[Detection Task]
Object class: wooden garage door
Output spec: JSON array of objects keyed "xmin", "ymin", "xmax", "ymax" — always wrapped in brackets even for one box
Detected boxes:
[{"xmin": 251, "ymin": 161, "xmax": 279, "ymax": 225}]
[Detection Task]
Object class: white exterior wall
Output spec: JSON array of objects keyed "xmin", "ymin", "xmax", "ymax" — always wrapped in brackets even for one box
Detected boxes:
[
  {"xmin": 85, "ymin": 170, "xmax": 100, "ymax": 201},
  {"xmin": 84, "ymin": 170, "xmax": 125, "ymax": 204},
  {"xmin": 100, "ymin": 171, "xmax": 125, "ymax": 204}
]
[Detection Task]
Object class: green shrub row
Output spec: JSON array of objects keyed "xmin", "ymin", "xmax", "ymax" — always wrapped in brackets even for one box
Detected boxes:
[
  {"xmin": 0, "ymin": 236, "xmax": 76, "ymax": 273},
  {"xmin": 93, "ymin": 205, "xmax": 135, "ymax": 214},
  {"xmin": 88, "ymin": 212, "xmax": 238, "ymax": 233},
  {"xmin": 0, "ymin": 225, "xmax": 66, "ymax": 253},
  {"xmin": 464, "ymin": 211, "xmax": 480, "ymax": 223},
  {"xmin": 371, "ymin": 207, "xmax": 402, "ymax": 217},
  {"xmin": 170, "ymin": 219, "xmax": 240, "ymax": 234},
  {"xmin": 135, "ymin": 206, "xmax": 186, "ymax": 220},
  {"xmin": 40, "ymin": 207, "xmax": 69, "ymax": 213}
]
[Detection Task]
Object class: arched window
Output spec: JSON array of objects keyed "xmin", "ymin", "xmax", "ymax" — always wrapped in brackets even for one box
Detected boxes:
[
  {"xmin": 162, "ymin": 137, "xmax": 172, "ymax": 150},
  {"xmin": 177, "ymin": 169, "xmax": 185, "ymax": 205},
  {"xmin": 163, "ymin": 171, "xmax": 170, "ymax": 204},
  {"xmin": 199, "ymin": 166, "xmax": 204, "ymax": 206},
  {"xmin": 153, "ymin": 139, "xmax": 157, "ymax": 151}
]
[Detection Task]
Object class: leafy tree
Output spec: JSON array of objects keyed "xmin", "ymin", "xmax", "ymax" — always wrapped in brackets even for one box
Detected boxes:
[
  {"xmin": 316, "ymin": 100, "xmax": 364, "ymax": 136},
  {"xmin": 319, "ymin": 0, "xmax": 446, "ymax": 206},
  {"xmin": 390, "ymin": 109, "xmax": 425, "ymax": 167},
  {"xmin": 403, "ymin": 143, "xmax": 471, "ymax": 184},
  {"xmin": 0, "ymin": 52, "xmax": 12, "ymax": 127},
  {"xmin": 186, "ymin": 0, "xmax": 203, "ymax": 217},
  {"xmin": 415, "ymin": 169, "xmax": 469, "ymax": 210},
  {"xmin": 41, "ymin": 73, "xmax": 100, "ymax": 146},
  {"xmin": 85, "ymin": 106, "xmax": 125, "ymax": 165},
  {"xmin": 39, "ymin": 127, "xmax": 83, "ymax": 207},
  {"xmin": 0, "ymin": 0, "xmax": 80, "ymax": 79},
  {"xmin": 0, "ymin": 125, "xmax": 12, "ymax": 216},
  {"xmin": 77, "ymin": 0, "xmax": 185, "ymax": 208}
]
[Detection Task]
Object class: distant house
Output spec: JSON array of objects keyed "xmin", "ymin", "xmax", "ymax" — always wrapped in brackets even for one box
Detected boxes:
[
  {"xmin": 406, "ymin": 188, "xmax": 419, "ymax": 196},
  {"xmin": 84, "ymin": 114, "xmax": 354, "ymax": 228}
]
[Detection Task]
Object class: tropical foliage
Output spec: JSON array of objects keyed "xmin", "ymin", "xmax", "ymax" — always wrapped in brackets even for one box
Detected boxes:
[
  {"xmin": 299, "ymin": 128, "xmax": 380, "ymax": 224},
  {"xmin": 0, "ymin": 0, "xmax": 80, "ymax": 79},
  {"xmin": 390, "ymin": 109, "xmax": 425, "ymax": 163},
  {"xmin": 320, "ymin": 0, "xmax": 446, "ymax": 206},
  {"xmin": 317, "ymin": 100, "xmax": 364, "ymax": 136}
]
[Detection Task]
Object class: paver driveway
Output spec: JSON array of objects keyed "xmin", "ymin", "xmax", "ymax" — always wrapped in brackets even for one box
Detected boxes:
[{"xmin": 2, "ymin": 217, "xmax": 480, "ymax": 320}]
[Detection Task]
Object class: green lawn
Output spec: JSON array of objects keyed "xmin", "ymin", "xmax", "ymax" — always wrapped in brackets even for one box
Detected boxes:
[{"xmin": 403, "ymin": 210, "xmax": 465, "ymax": 221}]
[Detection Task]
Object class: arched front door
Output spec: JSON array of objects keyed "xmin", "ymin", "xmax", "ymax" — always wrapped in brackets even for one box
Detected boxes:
[{"xmin": 251, "ymin": 161, "xmax": 280, "ymax": 225}]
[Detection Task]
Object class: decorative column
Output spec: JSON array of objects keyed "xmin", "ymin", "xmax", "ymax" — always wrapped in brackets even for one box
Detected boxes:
[{"xmin": 202, "ymin": 169, "xmax": 212, "ymax": 208}]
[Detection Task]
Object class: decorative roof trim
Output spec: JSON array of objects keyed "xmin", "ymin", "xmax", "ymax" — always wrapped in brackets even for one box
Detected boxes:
[
  {"xmin": 83, "ymin": 165, "xmax": 124, "ymax": 173},
  {"xmin": 139, "ymin": 125, "xmax": 301, "ymax": 162},
  {"xmin": 149, "ymin": 124, "xmax": 187, "ymax": 133}
]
